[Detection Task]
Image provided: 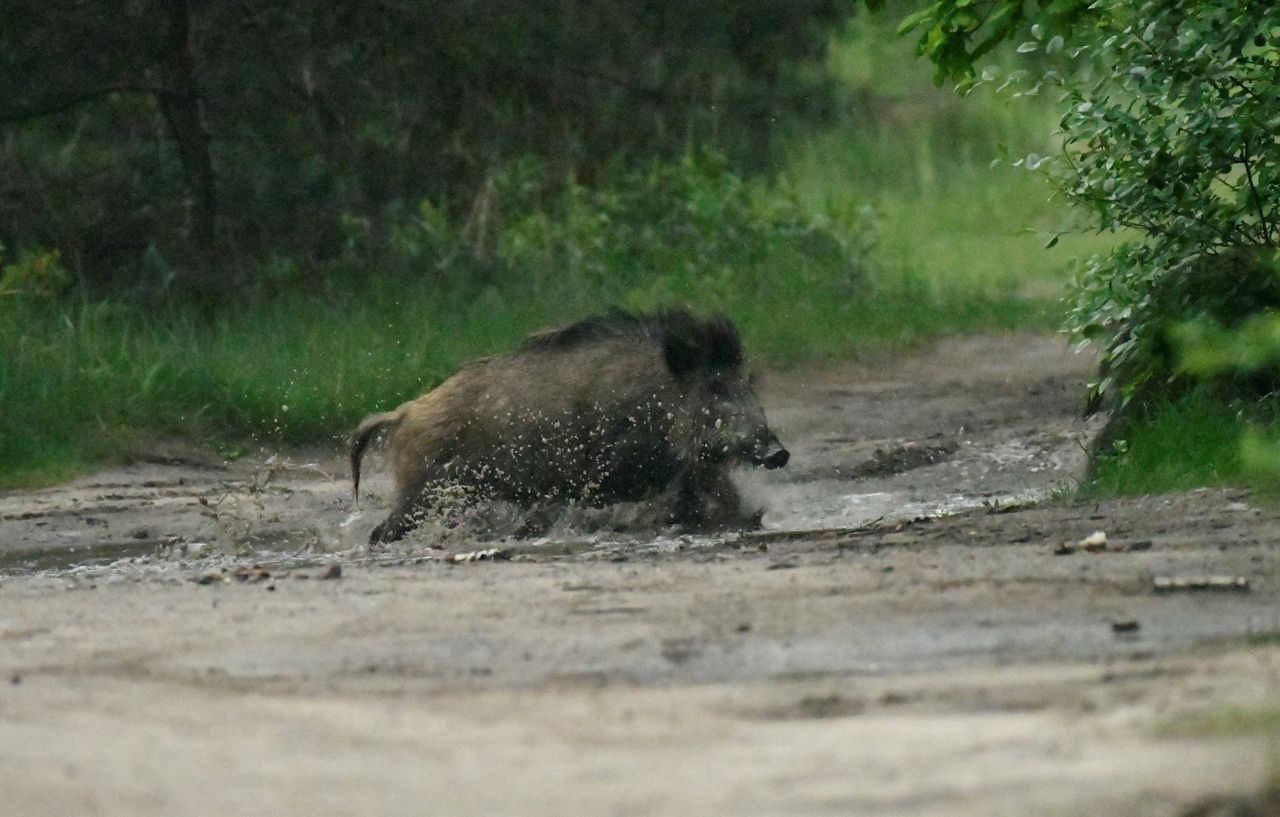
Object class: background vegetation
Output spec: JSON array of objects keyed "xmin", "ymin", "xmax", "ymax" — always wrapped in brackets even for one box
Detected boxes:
[
  {"xmin": 26, "ymin": 0, "xmax": 1279, "ymax": 500},
  {"xmin": 1, "ymin": 0, "xmax": 848, "ymax": 297},
  {"xmin": 1, "ymin": 2, "xmax": 1101, "ymax": 489}
]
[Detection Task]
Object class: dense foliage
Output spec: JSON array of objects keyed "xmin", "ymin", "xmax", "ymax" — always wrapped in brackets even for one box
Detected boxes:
[
  {"xmin": 0, "ymin": 0, "xmax": 850, "ymax": 298},
  {"xmin": 884, "ymin": 0, "xmax": 1280, "ymax": 413},
  {"xmin": 1046, "ymin": 1, "xmax": 1280, "ymax": 410},
  {"xmin": 877, "ymin": 0, "xmax": 1280, "ymax": 494},
  {"xmin": 883, "ymin": 0, "xmax": 1093, "ymax": 84}
]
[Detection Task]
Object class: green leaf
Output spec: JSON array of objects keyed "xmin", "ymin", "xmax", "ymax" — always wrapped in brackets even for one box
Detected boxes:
[{"xmin": 896, "ymin": 3, "xmax": 942, "ymax": 36}]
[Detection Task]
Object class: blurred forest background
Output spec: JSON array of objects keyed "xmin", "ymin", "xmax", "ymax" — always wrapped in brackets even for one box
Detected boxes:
[
  {"xmin": 3, "ymin": 0, "xmax": 857, "ymax": 298},
  {"xmin": 0, "ymin": 0, "xmax": 1178, "ymax": 487}
]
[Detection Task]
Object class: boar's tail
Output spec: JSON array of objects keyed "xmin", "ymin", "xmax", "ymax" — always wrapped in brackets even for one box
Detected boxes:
[{"xmin": 349, "ymin": 410, "xmax": 402, "ymax": 505}]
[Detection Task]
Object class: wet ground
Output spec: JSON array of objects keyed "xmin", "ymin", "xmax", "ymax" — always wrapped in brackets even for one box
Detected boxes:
[{"xmin": 2, "ymin": 334, "xmax": 1278, "ymax": 816}]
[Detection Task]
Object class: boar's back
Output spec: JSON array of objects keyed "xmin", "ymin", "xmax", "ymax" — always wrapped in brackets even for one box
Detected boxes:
[{"xmin": 520, "ymin": 307, "xmax": 743, "ymax": 378}]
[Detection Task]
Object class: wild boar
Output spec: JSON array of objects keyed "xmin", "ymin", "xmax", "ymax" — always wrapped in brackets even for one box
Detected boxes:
[{"xmin": 350, "ymin": 308, "xmax": 788, "ymax": 543}]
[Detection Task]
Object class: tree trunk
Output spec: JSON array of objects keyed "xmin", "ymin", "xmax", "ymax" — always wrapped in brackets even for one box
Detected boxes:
[{"xmin": 157, "ymin": 0, "xmax": 220, "ymax": 300}]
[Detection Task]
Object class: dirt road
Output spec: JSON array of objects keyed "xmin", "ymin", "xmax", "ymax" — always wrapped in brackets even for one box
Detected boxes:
[{"xmin": 2, "ymin": 334, "xmax": 1277, "ymax": 816}]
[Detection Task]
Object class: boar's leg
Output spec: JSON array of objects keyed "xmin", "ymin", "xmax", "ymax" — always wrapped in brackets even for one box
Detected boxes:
[
  {"xmin": 670, "ymin": 466, "xmax": 761, "ymax": 531},
  {"xmin": 369, "ymin": 478, "xmax": 436, "ymax": 544},
  {"xmin": 370, "ymin": 511, "xmax": 411, "ymax": 544}
]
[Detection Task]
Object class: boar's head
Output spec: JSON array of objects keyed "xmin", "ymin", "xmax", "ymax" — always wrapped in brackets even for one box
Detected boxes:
[{"xmin": 661, "ymin": 311, "xmax": 789, "ymax": 470}]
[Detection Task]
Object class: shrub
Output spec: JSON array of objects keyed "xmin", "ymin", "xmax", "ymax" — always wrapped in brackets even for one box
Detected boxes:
[
  {"xmin": 345, "ymin": 151, "xmax": 871, "ymax": 309},
  {"xmin": 988, "ymin": 0, "xmax": 1280, "ymax": 414}
]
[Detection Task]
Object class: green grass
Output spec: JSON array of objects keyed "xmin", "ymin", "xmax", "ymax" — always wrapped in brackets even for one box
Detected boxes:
[
  {"xmin": 1080, "ymin": 393, "xmax": 1251, "ymax": 497},
  {"xmin": 780, "ymin": 12, "xmax": 1118, "ymax": 336},
  {"xmin": 0, "ymin": 289, "xmax": 555, "ymax": 488}
]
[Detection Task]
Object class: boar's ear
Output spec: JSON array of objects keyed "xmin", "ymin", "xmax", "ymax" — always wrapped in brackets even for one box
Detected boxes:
[
  {"xmin": 662, "ymin": 329, "xmax": 705, "ymax": 378},
  {"xmin": 702, "ymin": 314, "xmax": 744, "ymax": 370},
  {"xmin": 660, "ymin": 312, "xmax": 744, "ymax": 377}
]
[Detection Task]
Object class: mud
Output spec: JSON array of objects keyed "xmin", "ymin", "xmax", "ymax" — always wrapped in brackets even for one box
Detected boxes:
[{"xmin": 2, "ymin": 334, "xmax": 1278, "ymax": 817}]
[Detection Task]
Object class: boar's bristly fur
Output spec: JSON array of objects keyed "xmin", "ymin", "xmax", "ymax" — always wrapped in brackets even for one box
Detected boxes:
[{"xmin": 350, "ymin": 308, "xmax": 788, "ymax": 543}]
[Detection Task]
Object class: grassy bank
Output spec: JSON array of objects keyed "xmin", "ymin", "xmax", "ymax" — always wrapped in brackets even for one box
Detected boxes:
[
  {"xmin": 1, "ymin": 19, "xmax": 1098, "ymax": 489},
  {"xmin": 1080, "ymin": 393, "xmax": 1250, "ymax": 497}
]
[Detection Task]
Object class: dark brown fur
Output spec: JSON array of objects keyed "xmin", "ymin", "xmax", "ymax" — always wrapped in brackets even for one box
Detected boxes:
[{"xmin": 350, "ymin": 308, "xmax": 787, "ymax": 543}]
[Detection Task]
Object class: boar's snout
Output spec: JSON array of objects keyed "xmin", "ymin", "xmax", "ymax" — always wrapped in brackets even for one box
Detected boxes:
[
  {"xmin": 749, "ymin": 431, "xmax": 789, "ymax": 469},
  {"xmin": 761, "ymin": 441, "xmax": 790, "ymax": 469}
]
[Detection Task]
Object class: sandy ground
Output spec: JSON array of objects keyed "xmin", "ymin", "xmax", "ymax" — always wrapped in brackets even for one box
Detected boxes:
[{"xmin": 2, "ymin": 334, "xmax": 1278, "ymax": 817}]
